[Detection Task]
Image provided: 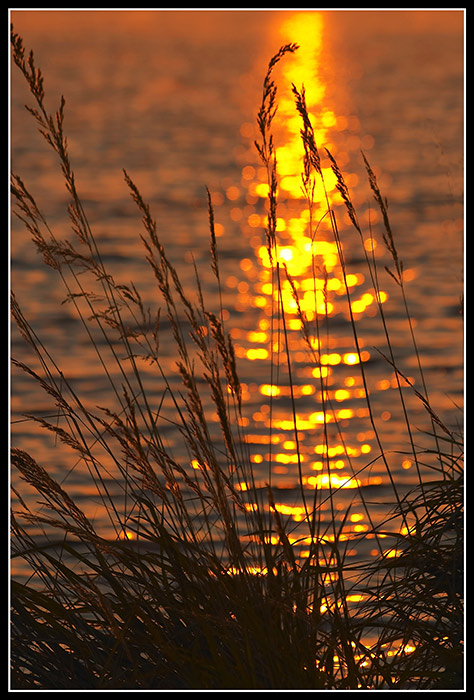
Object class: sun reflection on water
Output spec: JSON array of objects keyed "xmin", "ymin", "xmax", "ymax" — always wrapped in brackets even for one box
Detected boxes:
[{"xmin": 225, "ymin": 11, "xmax": 390, "ymax": 533}]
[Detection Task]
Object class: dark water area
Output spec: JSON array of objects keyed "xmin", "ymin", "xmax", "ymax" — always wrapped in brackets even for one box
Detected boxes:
[{"xmin": 10, "ymin": 10, "xmax": 464, "ymax": 572}]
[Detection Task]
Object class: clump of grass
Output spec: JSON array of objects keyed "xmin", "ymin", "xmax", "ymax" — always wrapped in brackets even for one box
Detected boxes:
[{"xmin": 10, "ymin": 28, "xmax": 463, "ymax": 690}]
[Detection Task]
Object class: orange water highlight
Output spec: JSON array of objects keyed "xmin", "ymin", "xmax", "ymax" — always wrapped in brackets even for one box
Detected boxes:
[
  {"xmin": 228, "ymin": 10, "xmax": 391, "ymax": 510},
  {"xmin": 275, "ymin": 12, "xmax": 339, "ymax": 203}
]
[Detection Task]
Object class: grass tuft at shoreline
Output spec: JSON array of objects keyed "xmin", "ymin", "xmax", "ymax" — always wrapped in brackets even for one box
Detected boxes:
[{"xmin": 10, "ymin": 28, "xmax": 464, "ymax": 690}]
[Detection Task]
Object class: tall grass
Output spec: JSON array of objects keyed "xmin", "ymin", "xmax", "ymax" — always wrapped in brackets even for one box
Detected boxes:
[{"xmin": 10, "ymin": 29, "xmax": 463, "ymax": 690}]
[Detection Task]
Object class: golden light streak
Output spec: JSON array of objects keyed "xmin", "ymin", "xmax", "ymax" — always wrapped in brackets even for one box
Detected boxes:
[
  {"xmin": 221, "ymin": 10, "xmax": 399, "ymax": 524},
  {"xmin": 306, "ymin": 474, "xmax": 361, "ymax": 490}
]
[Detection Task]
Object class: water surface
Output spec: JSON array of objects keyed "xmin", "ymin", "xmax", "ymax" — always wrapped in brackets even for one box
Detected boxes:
[{"xmin": 11, "ymin": 9, "xmax": 464, "ymax": 570}]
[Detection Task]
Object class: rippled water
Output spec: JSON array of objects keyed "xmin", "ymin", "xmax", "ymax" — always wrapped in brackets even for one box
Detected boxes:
[{"xmin": 10, "ymin": 10, "xmax": 464, "ymax": 571}]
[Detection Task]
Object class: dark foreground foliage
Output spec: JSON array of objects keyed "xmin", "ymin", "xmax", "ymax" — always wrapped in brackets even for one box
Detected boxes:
[{"xmin": 10, "ymin": 29, "xmax": 463, "ymax": 690}]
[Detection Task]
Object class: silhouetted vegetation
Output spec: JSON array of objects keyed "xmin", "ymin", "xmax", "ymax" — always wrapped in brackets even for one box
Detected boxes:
[{"xmin": 10, "ymin": 29, "xmax": 463, "ymax": 690}]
